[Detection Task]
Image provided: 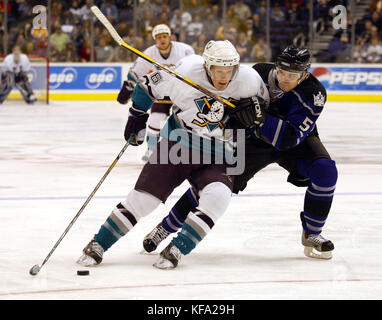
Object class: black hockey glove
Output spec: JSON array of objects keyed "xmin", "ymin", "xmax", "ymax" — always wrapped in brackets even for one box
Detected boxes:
[
  {"xmin": 229, "ymin": 96, "xmax": 267, "ymax": 128},
  {"xmin": 117, "ymin": 80, "xmax": 135, "ymax": 105},
  {"xmin": 124, "ymin": 105, "xmax": 149, "ymax": 146},
  {"xmin": 14, "ymin": 72, "xmax": 28, "ymax": 84}
]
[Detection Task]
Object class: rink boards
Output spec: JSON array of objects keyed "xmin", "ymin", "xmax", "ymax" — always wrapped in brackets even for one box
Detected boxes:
[{"xmin": 8, "ymin": 62, "xmax": 382, "ymax": 102}]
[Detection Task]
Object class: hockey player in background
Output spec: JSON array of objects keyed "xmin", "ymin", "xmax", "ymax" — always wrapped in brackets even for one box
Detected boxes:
[
  {"xmin": 77, "ymin": 40, "xmax": 270, "ymax": 269},
  {"xmin": 143, "ymin": 46, "xmax": 338, "ymax": 262},
  {"xmin": 117, "ymin": 24, "xmax": 195, "ymax": 160},
  {"xmin": 0, "ymin": 46, "xmax": 37, "ymax": 105}
]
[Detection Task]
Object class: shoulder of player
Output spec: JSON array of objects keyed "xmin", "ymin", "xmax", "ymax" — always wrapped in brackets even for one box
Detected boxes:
[
  {"xmin": 175, "ymin": 54, "xmax": 203, "ymax": 71},
  {"xmin": 293, "ymin": 74, "xmax": 327, "ymax": 108},
  {"xmin": 171, "ymin": 41, "xmax": 195, "ymax": 52},
  {"xmin": 251, "ymin": 63, "xmax": 274, "ymax": 80},
  {"xmin": 236, "ymin": 64, "xmax": 264, "ymax": 85},
  {"xmin": 143, "ymin": 45, "xmax": 158, "ymax": 55}
]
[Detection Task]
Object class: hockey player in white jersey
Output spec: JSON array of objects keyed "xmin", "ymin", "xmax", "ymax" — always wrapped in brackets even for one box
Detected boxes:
[
  {"xmin": 77, "ymin": 40, "xmax": 269, "ymax": 269},
  {"xmin": 117, "ymin": 24, "xmax": 195, "ymax": 159},
  {"xmin": 0, "ymin": 46, "xmax": 37, "ymax": 104}
]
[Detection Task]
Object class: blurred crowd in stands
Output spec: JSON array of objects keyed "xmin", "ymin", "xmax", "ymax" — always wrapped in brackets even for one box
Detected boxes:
[{"xmin": 0, "ymin": 0, "xmax": 380, "ymax": 63}]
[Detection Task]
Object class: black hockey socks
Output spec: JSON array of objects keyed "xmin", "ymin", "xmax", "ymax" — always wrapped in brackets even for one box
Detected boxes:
[
  {"xmin": 300, "ymin": 158, "xmax": 338, "ymax": 235},
  {"xmin": 162, "ymin": 187, "xmax": 199, "ymax": 233}
]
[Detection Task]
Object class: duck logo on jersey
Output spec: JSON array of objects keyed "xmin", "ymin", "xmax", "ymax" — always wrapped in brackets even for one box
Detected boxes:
[{"xmin": 192, "ymin": 97, "xmax": 226, "ymax": 131}]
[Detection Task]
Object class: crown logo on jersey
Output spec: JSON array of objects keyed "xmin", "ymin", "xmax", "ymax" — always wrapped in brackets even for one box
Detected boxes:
[
  {"xmin": 313, "ymin": 91, "xmax": 325, "ymax": 107},
  {"xmin": 192, "ymin": 97, "xmax": 227, "ymax": 132}
]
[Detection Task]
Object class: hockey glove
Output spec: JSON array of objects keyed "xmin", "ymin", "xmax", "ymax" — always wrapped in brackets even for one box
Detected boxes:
[
  {"xmin": 14, "ymin": 72, "xmax": 28, "ymax": 84},
  {"xmin": 124, "ymin": 106, "xmax": 149, "ymax": 146},
  {"xmin": 229, "ymin": 96, "xmax": 267, "ymax": 128},
  {"xmin": 117, "ymin": 80, "xmax": 135, "ymax": 105}
]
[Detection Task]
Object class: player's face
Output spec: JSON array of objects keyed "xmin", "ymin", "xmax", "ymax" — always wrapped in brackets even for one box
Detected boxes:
[
  {"xmin": 155, "ymin": 33, "xmax": 171, "ymax": 52},
  {"xmin": 209, "ymin": 65, "xmax": 235, "ymax": 91},
  {"xmin": 276, "ymin": 67, "xmax": 303, "ymax": 92}
]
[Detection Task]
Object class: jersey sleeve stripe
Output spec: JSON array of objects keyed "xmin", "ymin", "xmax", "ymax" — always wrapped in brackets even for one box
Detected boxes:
[{"xmin": 291, "ymin": 89, "xmax": 322, "ymax": 116}]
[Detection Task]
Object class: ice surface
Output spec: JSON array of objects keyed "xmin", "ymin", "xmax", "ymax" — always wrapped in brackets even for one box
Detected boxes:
[{"xmin": 0, "ymin": 100, "xmax": 381, "ymax": 300}]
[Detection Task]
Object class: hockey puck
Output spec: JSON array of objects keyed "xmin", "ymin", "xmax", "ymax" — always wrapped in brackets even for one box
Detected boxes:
[{"xmin": 77, "ymin": 270, "xmax": 90, "ymax": 276}]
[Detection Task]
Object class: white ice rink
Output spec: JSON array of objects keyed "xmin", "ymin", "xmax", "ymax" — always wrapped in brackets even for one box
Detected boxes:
[{"xmin": 0, "ymin": 100, "xmax": 381, "ymax": 300}]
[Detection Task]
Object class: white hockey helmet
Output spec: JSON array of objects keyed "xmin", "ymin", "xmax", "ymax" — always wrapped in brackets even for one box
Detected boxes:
[
  {"xmin": 202, "ymin": 40, "xmax": 240, "ymax": 76},
  {"xmin": 152, "ymin": 24, "xmax": 171, "ymax": 40}
]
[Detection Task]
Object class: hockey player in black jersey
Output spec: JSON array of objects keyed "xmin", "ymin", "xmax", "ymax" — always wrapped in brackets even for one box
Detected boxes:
[{"xmin": 144, "ymin": 46, "xmax": 338, "ymax": 267}]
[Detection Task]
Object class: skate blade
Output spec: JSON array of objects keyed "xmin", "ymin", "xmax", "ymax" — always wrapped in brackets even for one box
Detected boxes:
[
  {"xmin": 304, "ymin": 247, "xmax": 332, "ymax": 260},
  {"xmin": 153, "ymin": 257, "xmax": 176, "ymax": 269},
  {"xmin": 76, "ymin": 254, "xmax": 98, "ymax": 267}
]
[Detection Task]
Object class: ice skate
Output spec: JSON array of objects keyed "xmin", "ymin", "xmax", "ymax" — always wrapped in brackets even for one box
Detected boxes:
[
  {"xmin": 153, "ymin": 242, "xmax": 182, "ymax": 269},
  {"xmin": 77, "ymin": 239, "xmax": 104, "ymax": 266},
  {"xmin": 302, "ymin": 231, "xmax": 334, "ymax": 260},
  {"xmin": 142, "ymin": 223, "xmax": 170, "ymax": 253}
]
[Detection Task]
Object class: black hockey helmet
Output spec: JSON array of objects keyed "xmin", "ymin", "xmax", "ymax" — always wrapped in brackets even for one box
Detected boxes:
[{"xmin": 276, "ymin": 46, "xmax": 311, "ymax": 73}]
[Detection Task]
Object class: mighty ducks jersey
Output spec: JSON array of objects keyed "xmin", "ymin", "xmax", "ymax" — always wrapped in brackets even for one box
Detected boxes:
[
  {"xmin": 2, "ymin": 53, "xmax": 31, "ymax": 74},
  {"xmin": 132, "ymin": 54, "xmax": 269, "ymax": 150},
  {"xmin": 128, "ymin": 41, "xmax": 195, "ymax": 81},
  {"xmin": 251, "ymin": 63, "xmax": 327, "ymax": 151}
]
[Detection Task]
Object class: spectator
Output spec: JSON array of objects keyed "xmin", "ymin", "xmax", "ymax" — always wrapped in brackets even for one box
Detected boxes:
[
  {"xmin": 95, "ymin": 37, "xmax": 114, "ymax": 62},
  {"xmin": 236, "ymin": 31, "xmax": 252, "ymax": 62},
  {"xmin": 317, "ymin": 33, "xmax": 350, "ymax": 62},
  {"xmin": 255, "ymin": 0, "xmax": 267, "ymax": 15},
  {"xmin": 352, "ymin": 43, "xmax": 367, "ymax": 63},
  {"xmin": 69, "ymin": 0, "xmax": 82, "ymax": 18},
  {"xmin": 170, "ymin": 9, "xmax": 182, "ymax": 38},
  {"xmin": 370, "ymin": 11, "xmax": 382, "ymax": 31},
  {"xmin": 23, "ymin": 41, "xmax": 35, "ymax": 55},
  {"xmin": 35, "ymin": 32, "xmax": 49, "ymax": 56},
  {"xmin": 203, "ymin": 13, "xmax": 221, "ymax": 41},
  {"xmin": 63, "ymin": 42, "xmax": 79, "ymax": 62},
  {"xmin": 100, "ymin": 0, "xmax": 119, "ymax": 25},
  {"xmin": 191, "ymin": 33, "xmax": 207, "ymax": 55},
  {"xmin": 271, "ymin": 3, "xmax": 286, "ymax": 23},
  {"xmin": 216, "ymin": 21, "xmax": 237, "ymax": 44},
  {"xmin": 78, "ymin": 0, "xmax": 94, "ymax": 21},
  {"xmin": 186, "ymin": 13, "xmax": 203, "ymax": 43},
  {"xmin": 155, "ymin": 11, "xmax": 170, "ymax": 26},
  {"xmin": 79, "ymin": 38, "xmax": 95, "ymax": 62},
  {"xmin": 70, "ymin": 26, "xmax": 85, "ymax": 54},
  {"xmin": 286, "ymin": 0, "xmax": 304, "ymax": 25},
  {"xmin": 50, "ymin": 25, "xmax": 70, "ymax": 56},
  {"xmin": 141, "ymin": 10, "xmax": 155, "ymax": 35},
  {"xmin": 364, "ymin": 36, "xmax": 382, "ymax": 63},
  {"xmin": 369, "ymin": 0, "xmax": 382, "ymax": 13},
  {"xmin": 232, "ymin": 0, "xmax": 252, "ymax": 22},
  {"xmin": 250, "ymin": 37, "xmax": 272, "ymax": 62},
  {"xmin": 336, "ymin": 33, "xmax": 352, "ymax": 62}
]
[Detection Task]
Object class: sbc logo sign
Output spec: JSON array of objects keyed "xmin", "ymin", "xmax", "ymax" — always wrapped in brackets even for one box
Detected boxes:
[
  {"xmin": 85, "ymin": 67, "xmax": 118, "ymax": 89},
  {"xmin": 49, "ymin": 67, "xmax": 78, "ymax": 89}
]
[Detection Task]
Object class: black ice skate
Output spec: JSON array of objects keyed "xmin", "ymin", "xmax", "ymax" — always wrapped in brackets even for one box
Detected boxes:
[
  {"xmin": 302, "ymin": 231, "xmax": 334, "ymax": 260},
  {"xmin": 143, "ymin": 223, "xmax": 170, "ymax": 253},
  {"xmin": 77, "ymin": 239, "xmax": 104, "ymax": 266},
  {"xmin": 153, "ymin": 242, "xmax": 182, "ymax": 269}
]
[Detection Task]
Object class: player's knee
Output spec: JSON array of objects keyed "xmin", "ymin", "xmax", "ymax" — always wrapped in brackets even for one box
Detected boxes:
[
  {"xmin": 122, "ymin": 189, "xmax": 161, "ymax": 220},
  {"xmin": 309, "ymin": 158, "xmax": 338, "ymax": 187},
  {"xmin": 197, "ymin": 182, "xmax": 232, "ymax": 221}
]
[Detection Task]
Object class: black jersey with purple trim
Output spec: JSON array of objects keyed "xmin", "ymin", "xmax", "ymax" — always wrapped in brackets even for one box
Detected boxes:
[{"xmin": 250, "ymin": 63, "xmax": 327, "ymax": 151}]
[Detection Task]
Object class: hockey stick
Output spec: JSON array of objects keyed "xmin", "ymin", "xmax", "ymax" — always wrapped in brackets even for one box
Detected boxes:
[
  {"xmin": 29, "ymin": 141, "xmax": 130, "ymax": 276},
  {"xmin": 90, "ymin": 6, "xmax": 236, "ymax": 109}
]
